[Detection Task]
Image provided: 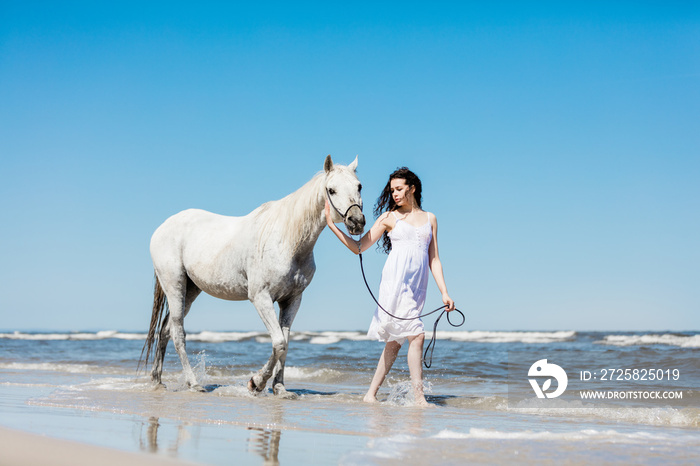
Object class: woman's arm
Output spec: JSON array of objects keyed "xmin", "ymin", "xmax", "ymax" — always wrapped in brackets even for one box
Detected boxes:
[
  {"xmin": 428, "ymin": 213, "xmax": 456, "ymax": 311},
  {"xmin": 325, "ymin": 201, "xmax": 389, "ymax": 255}
]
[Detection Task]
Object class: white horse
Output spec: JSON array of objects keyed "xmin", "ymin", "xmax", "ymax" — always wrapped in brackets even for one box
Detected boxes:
[{"xmin": 141, "ymin": 155, "xmax": 365, "ymax": 396}]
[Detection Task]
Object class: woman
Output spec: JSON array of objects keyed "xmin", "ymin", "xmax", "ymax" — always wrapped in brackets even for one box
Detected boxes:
[{"xmin": 325, "ymin": 167, "xmax": 455, "ymax": 405}]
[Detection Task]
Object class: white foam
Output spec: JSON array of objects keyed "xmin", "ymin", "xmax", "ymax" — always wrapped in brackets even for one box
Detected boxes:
[
  {"xmin": 598, "ymin": 333, "xmax": 700, "ymax": 348},
  {"xmin": 238, "ymin": 366, "xmax": 343, "ymax": 383},
  {"xmin": 0, "ymin": 331, "xmax": 146, "ymax": 341},
  {"xmin": 432, "ymin": 428, "xmax": 691, "ymax": 443},
  {"xmin": 187, "ymin": 331, "xmax": 264, "ymax": 342},
  {"xmin": 283, "ymin": 366, "xmax": 343, "ymax": 381},
  {"xmin": 509, "ymin": 398, "xmax": 700, "ymax": 428},
  {"xmin": 292, "ymin": 331, "xmax": 369, "ymax": 344},
  {"xmin": 100, "ymin": 331, "xmax": 145, "ymax": 340},
  {"xmin": 0, "ymin": 361, "xmax": 125, "ymax": 375},
  {"xmin": 0, "ymin": 329, "xmax": 581, "ymax": 344},
  {"xmin": 213, "ymin": 384, "xmax": 258, "ymax": 398},
  {"xmin": 309, "ymin": 335, "xmax": 341, "ymax": 344},
  {"xmin": 428, "ymin": 330, "xmax": 576, "ymax": 344},
  {"xmin": 72, "ymin": 377, "xmax": 153, "ymax": 392}
]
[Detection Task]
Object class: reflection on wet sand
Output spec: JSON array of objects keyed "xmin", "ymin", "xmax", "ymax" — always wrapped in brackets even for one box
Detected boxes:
[
  {"xmin": 139, "ymin": 417, "xmax": 159, "ymax": 453},
  {"xmin": 247, "ymin": 427, "xmax": 281, "ymax": 466},
  {"xmin": 138, "ymin": 417, "xmax": 192, "ymax": 457},
  {"xmin": 138, "ymin": 409, "xmax": 284, "ymax": 464}
]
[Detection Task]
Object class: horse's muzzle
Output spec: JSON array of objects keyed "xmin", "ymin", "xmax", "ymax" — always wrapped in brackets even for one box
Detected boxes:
[{"xmin": 344, "ymin": 205, "xmax": 365, "ymax": 235}]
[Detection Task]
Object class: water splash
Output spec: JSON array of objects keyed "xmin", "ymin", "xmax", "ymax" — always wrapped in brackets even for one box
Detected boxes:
[{"xmin": 386, "ymin": 380, "xmax": 433, "ymax": 406}]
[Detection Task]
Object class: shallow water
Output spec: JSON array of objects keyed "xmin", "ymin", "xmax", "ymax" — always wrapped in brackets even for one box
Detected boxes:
[{"xmin": 1, "ymin": 330, "xmax": 698, "ymax": 464}]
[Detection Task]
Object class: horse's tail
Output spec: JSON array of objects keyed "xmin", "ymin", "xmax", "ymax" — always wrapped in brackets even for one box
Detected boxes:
[{"xmin": 138, "ymin": 273, "xmax": 169, "ymax": 373}]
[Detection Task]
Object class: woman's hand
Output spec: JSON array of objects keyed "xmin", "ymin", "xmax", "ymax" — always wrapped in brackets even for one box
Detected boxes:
[
  {"xmin": 325, "ymin": 200, "xmax": 334, "ymax": 227},
  {"xmin": 443, "ymin": 293, "xmax": 456, "ymax": 312}
]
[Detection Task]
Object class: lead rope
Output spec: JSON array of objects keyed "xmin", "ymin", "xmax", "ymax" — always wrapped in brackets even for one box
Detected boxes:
[
  {"xmin": 327, "ymin": 188, "xmax": 466, "ymax": 368},
  {"xmin": 355, "ymin": 240, "xmax": 465, "ymax": 368}
]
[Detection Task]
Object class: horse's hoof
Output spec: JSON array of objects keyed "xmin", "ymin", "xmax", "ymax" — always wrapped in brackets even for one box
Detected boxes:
[
  {"xmin": 248, "ymin": 377, "xmax": 264, "ymax": 394},
  {"xmin": 151, "ymin": 382, "xmax": 166, "ymax": 392},
  {"xmin": 273, "ymin": 384, "xmax": 298, "ymax": 399}
]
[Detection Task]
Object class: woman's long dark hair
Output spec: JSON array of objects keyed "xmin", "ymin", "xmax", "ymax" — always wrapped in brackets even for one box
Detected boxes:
[{"xmin": 373, "ymin": 167, "xmax": 423, "ymax": 254}]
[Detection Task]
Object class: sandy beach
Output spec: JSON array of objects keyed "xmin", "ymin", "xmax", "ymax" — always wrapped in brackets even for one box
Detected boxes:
[{"xmin": 0, "ymin": 427, "xmax": 199, "ymax": 466}]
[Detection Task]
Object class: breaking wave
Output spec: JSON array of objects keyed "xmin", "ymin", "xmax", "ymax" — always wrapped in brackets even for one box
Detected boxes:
[
  {"xmin": 597, "ymin": 333, "xmax": 700, "ymax": 348},
  {"xmin": 0, "ymin": 330, "xmax": 576, "ymax": 344},
  {"xmin": 0, "ymin": 331, "xmax": 145, "ymax": 341},
  {"xmin": 3, "ymin": 330, "xmax": 697, "ymax": 348},
  {"xmin": 429, "ymin": 330, "xmax": 576, "ymax": 343}
]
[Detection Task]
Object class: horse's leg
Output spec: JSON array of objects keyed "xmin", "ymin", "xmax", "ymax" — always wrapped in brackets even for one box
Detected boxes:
[
  {"xmin": 151, "ymin": 278, "xmax": 201, "ymax": 387},
  {"xmin": 248, "ymin": 292, "xmax": 286, "ymax": 394},
  {"xmin": 271, "ymin": 295, "xmax": 303, "ymax": 397},
  {"xmin": 161, "ymin": 276, "xmax": 205, "ymax": 392}
]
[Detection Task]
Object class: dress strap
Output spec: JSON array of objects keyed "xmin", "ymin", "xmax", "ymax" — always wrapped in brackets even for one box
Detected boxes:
[{"xmin": 391, "ymin": 211, "xmax": 400, "ymax": 221}]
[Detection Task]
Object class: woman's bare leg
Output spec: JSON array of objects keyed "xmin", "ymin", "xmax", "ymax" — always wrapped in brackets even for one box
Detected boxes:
[
  {"xmin": 364, "ymin": 341, "xmax": 401, "ymax": 402},
  {"xmin": 407, "ymin": 333, "xmax": 428, "ymax": 405}
]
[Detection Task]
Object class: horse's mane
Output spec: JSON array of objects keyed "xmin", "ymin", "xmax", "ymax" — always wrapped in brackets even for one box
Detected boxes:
[{"xmin": 254, "ymin": 171, "xmax": 326, "ymax": 255}]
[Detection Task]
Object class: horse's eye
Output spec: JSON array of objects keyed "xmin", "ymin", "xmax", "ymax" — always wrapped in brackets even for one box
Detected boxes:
[
  {"xmin": 358, "ymin": 184, "xmax": 362, "ymax": 192},
  {"xmin": 329, "ymin": 188, "xmax": 336, "ymax": 195}
]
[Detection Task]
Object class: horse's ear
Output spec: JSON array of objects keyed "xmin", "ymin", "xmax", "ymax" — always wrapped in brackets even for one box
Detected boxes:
[
  {"xmin": 324, "ymin": 154, "xmax": 334, "ymax": 173},
  {"xmin": 348, "ymin": 155, "xmax": 358, "ymax": 172}
]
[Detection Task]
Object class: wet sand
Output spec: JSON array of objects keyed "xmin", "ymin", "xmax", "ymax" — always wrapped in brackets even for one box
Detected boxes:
[
  {"xmin": 1, "ymin": 331, "xmax": 698, "ymax": 465},
  {"xmin": 0, "ymin": 427, "xmax": 199, "ymax": 466}
]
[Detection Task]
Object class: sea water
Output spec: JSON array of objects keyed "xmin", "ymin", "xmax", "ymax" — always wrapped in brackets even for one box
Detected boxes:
[{"xmin": 0, "ymin": 330, "xmax": 698, "ymax": 464}]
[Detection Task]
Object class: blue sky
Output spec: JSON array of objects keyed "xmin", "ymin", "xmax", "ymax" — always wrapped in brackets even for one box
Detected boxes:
[{"xmin": 1, "ymin": 2, "xmax": 698, "ymax": 332}]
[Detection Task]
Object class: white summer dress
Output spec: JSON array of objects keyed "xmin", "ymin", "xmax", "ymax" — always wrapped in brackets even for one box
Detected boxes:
[{"xmin": 367, "ymin": 211, "xmax": 432, "ymax": 345}]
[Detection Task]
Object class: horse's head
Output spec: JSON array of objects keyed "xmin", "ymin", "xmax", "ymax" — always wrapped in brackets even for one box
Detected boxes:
[{"xmin": 324, "ymin": 155, "xmax": 366, "ymax": 235}]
